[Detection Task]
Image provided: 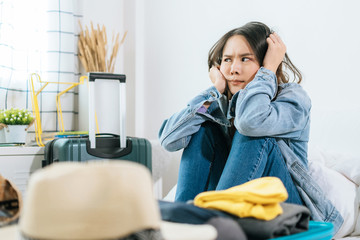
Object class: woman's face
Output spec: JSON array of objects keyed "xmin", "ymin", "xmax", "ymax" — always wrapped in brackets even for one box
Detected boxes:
[{"xmin": 220, "ymin": 35, "xmax": 260, "ymax": 94}]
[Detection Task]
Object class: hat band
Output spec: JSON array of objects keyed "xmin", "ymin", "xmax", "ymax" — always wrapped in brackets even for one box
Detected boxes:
[
  {"xmin": 19, "ymin": 229, "xmax": 163, "ymax": 240},
  {"xmin": 0, "ymin": 199, "xmax": 20, "ymax": 227}
]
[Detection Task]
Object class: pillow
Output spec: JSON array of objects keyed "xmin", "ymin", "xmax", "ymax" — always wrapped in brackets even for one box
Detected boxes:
[
  {"xmin": 330, "ymin": 155, "xmax": 360, "ymax": 186},
  {"xmin": 308, "ymin": 160, "xmax": 358, "ymax": 238},
  {"xmin": 308, "ymin": 145, "xmax": 360, "ymax": 185}
]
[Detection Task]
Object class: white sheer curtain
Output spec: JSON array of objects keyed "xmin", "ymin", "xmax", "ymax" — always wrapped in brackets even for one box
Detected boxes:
[{"xmin": 0, "ymin": 0, "xmax": 82, "ymax": 134}]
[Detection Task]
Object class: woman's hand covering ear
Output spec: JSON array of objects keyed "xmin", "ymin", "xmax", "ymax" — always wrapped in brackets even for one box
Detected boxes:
[
  {"xmin": 209, "ymin": 65, "xmax": 226, "ymax": 94},
  {"xmin": 263, "ymin": 33, "xmax": 286, "ymax": 74}
]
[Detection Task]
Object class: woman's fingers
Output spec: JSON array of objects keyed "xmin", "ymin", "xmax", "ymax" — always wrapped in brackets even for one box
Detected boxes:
[
  {"xmin": 268, "ymin": 33, "xmax": 276, "ymax": 44},
  {"xmin": 263, "ymin": 33, "xmax": 287, "ymax": 74},
  {"xmin": 270, "ymin": 33, "xmax": 286, "ymax": 50},
  {"xmin": 209, "ymin": 65, "xmax": 226, "ymax": 94},
  {"xmin": 268, "ymin": 33, "xmax": 284, "ymax": 46},
  {"xmin": 268, "ymin": 33, "xmax": 286, "ymax": 51},
  {"xmin": 266, "ymin": 36, "xmax": 274, "ymax": 45},
  {"xmin": 274, "ymin": 33, "xmax": 284, "ymax": 45}
]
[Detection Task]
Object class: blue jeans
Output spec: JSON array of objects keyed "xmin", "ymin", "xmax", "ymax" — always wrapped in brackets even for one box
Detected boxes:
[{"xmin": 175, "ymin": 121, "xmax": 304, "ymax": 205}]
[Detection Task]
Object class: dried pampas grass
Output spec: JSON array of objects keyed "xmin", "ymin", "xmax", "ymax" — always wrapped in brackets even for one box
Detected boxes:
[{"xmin": 78, "ymin": 21, "xmax": 127, "ymax": 73}]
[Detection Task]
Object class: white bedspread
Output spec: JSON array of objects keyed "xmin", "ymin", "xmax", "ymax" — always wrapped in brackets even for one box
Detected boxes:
[{"xmin": 308, "ymin": 145, "xmax": 360, "ymax": 238}]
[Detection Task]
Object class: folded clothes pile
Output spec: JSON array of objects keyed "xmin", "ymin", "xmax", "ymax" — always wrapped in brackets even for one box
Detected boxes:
[{"xmin": 194, "ymin": 177, "xmax": 289, "ymax": 220}]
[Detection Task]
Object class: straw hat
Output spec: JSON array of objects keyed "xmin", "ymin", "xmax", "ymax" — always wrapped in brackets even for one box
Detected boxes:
[{"xmin": 0, "ymin": 161, "xmax": 217, "ymax": 240}]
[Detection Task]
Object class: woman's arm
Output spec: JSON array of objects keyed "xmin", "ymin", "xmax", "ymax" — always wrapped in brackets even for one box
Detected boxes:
[
  {"xmin": 234, "ymin": 67, "xmax": 311, "ymax": 140},
  {"xmin": 233, "ymin": 33, "xmax": 311, "ymax": 140},
  {"xmin": 159, "ymin": 61, "xmax": 231, "ymax": 151},
  {"xmin": 158, "ymin": 86, "xmax": 229, "ymax": 152}
]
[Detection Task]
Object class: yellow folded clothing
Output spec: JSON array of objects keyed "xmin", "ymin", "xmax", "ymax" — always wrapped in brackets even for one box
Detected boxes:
[{"xmin": 194, "ymin": 177, "xmax": 288, "ymax": 220}]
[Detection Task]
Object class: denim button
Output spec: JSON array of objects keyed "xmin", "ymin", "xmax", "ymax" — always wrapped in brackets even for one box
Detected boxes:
[
  {"xmin": 231, "ymin": 107, "xmax": 235, "ymax": 112},
  {"xmin": 210, "ymin": 92, "xmax": 216, "ymax": 97}
]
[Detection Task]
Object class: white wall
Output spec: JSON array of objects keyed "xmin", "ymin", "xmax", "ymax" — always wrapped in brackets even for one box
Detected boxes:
[
  {"xmin": 82, "ymin": 0, "xmax": 360, "ymax": 157},
  {"xmin": 136, "ymin": 0, "xmax": 360, "ymax": 156}
]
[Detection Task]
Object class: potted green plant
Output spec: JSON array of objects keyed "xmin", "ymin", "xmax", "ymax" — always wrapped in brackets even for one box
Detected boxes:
[{"xmin": 0, "ymin": 108, "xmax": 34, "ymax": 144}]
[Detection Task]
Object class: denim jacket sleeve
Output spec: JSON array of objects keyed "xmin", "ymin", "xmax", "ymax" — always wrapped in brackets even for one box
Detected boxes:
[
  {"xmin": 158, "ymin": 86, "xmax": 230, "ymax": 152},
  {"xmin": 233, "ymin": 67, "xmax": 311, "ymax": 140}
]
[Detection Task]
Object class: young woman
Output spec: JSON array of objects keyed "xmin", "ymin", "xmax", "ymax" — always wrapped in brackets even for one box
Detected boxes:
[{"xmin": 158, "ymin": 22, "xmax": 343, "ymax": 232}]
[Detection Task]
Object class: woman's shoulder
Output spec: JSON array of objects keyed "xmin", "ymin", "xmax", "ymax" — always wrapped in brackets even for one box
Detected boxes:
[{"xmin": 278, "ymin": 83, "xmax": 311, "ymax": 109}]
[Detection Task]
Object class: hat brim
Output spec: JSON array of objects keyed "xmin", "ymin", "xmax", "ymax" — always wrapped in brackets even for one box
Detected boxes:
[{"xmin": 0, "ymin": 221, "xmax": 218, "ymax": 240}]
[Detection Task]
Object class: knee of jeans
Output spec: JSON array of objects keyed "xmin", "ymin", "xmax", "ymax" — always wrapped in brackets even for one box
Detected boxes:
[
  {"xmin": 233, "ymin": 130, "xmax": 272, "ymax": 141},
  {"xmin": 266, "ymin": 137, "xmax": 278, "ymax": 146},
  {"xmin": 263, "ymin": 137, "xmax": 283, "ymax": 157},
  {"xmin": 233, "ymin": 131, "xmax": 278, "ymax": 147}
]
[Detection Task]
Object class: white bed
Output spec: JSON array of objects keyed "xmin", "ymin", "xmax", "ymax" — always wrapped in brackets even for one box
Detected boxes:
[
  {"xmin": 151, "ymin": 140, "xmax": 360, "ymax": 239},
  {"xmin": 306, "ymin": 145, "xmax": 360, "ymax": 239}
]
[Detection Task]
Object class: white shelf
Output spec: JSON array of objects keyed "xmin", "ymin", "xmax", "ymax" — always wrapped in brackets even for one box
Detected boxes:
[
  {"xmin": 0, "ymin": 146, "xmax": 44, "ymax": 155},
  {"xmin": 0, "ymin": 146, "xmax": 44, "ymax": 199}
]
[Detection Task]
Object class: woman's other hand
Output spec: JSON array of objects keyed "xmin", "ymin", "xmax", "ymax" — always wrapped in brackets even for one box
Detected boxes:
[
  {"xmin": 263, "ymin": 33, "xmax": 286, "ymax": 74},
  {"xmin": 209, "ymin": 65, "xmax": 226, "ymax": 94}
]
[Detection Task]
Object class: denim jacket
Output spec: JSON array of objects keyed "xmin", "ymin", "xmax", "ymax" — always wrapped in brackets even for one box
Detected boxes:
[{"xmin": 158, "ymin": 67, "xmax": 343, "ymax": 234}]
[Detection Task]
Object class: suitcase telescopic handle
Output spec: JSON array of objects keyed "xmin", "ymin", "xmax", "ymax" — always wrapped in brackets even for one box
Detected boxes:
[
  {"xmin": 88, "ymin": 72, "xmax": 126, "ymax": 149},
  {"xmin": 88, "ymin": 73, "xmax": 126, "ymax": 83}
]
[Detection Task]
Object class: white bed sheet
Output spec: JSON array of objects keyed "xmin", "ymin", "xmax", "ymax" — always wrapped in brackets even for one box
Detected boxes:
[{"xmin": 308, "ymin": 145, "xmax": 360, "ymax": 239}]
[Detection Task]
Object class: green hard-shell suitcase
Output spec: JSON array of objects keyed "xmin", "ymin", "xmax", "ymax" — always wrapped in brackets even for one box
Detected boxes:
[
  {"xmin": 43, "ymin": 73, "xmax": 152, "ymax": 171},
  {"xmin": 42, "ymin": 134, "xmax": 152, "ymax": 171}
]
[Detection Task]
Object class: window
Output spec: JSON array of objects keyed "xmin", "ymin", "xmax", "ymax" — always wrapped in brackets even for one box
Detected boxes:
[{"xmin": 0, "ymin": 0, "xmax": 82, "ymax": 135}]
